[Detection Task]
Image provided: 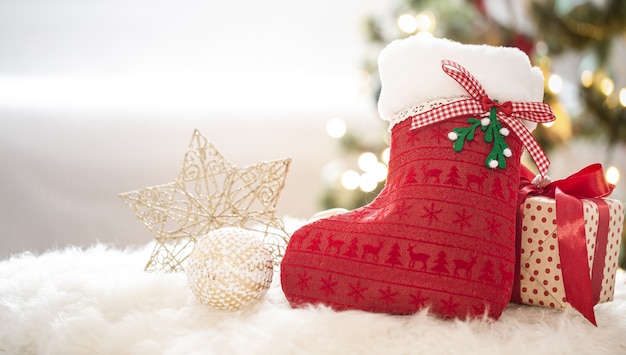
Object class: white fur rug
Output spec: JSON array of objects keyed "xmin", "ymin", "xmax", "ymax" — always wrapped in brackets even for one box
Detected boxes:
[{"xmin": 1, "ymin": 244, "xmax": 625, "ymax": 355}]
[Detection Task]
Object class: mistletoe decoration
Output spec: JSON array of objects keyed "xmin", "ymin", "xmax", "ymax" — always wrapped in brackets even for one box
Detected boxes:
[
  {"xmin": 448, "ymin": 105, "xmax": 513, "ymax": 169},
  {"xmin": 411, "ymin": 60, "xmax": 555, "ymax": 178}
]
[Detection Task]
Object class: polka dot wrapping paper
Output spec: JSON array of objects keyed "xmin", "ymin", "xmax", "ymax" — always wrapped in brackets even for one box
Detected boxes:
[{"xmin": 515, "ymin": 195, "xmax": 624, "ymax": 324}]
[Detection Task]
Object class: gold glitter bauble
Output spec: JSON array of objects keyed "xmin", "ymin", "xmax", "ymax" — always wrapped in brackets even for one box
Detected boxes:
[{"xmin": 185, "ymin": 227, "xmax": 274, "ymax": 311}]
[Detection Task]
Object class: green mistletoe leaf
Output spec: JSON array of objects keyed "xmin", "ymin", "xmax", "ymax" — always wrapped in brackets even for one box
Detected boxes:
[
  {"xmin": 450, "ymin": 107, "xmax": 512, "ymax": 170},
  {"xmin": 451, "ymin": 118, "xmax": 481, "ymax": 152},
  {"xmin": 483, "ymin": 107, "xmax": 510, "ymax": 169},
  {"xmin": 486, "ymin": 138, "xmax": 509, "ymax": 169}
]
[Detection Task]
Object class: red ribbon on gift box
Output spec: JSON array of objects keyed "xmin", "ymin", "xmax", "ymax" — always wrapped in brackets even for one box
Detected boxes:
[{"xmin": 513, "ymin": 164, "xmax": 615, "ymax": 326}]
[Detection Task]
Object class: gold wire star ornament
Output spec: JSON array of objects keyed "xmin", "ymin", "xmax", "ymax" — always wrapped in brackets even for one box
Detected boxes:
[{"xmin": 119, "ymin": 129, "xmax": 291, "ymax": 272}]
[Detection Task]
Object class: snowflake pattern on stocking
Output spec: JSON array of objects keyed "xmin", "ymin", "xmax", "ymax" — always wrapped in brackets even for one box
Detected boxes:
[{"xmin": 282, "ymin": 115, "xmax": 521, "ymax": 319}]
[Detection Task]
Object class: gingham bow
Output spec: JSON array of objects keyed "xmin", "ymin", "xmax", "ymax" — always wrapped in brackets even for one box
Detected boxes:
[{"xmin": 410, "ymin": 59, "xmax": 555, "ymax": 177}]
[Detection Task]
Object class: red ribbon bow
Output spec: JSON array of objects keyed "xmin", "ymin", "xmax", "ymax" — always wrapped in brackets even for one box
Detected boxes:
[
  {"xmin": 514, "ymin": 163, "xmax": 615, "ymax": 325},
  {"xmin": 410, "ymin": 59, "xmax": 555, "ymax": 177},
  {"xmin": 481, "ymin": 96, "xmax": 513, "ymax": 116}
]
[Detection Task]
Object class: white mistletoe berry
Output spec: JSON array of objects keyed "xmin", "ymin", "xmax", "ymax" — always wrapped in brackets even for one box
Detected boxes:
[
  {"xmin": 503, "ymin": 148, "xmax": 512, "ymax": 157},
  {"xmin": 500, "ymin": 127, "xmax": 510, "ymax": 137},
  {"xmin": 448, "ymin": 131, "xmax": 458, "ymax": 141},
  {"xmin": 481, "ymin": 118, "xmax": 491, "ymax": 126},
  {"xmin": 488, "ymin": 159, "xmax": 499, "ymax": 169}
]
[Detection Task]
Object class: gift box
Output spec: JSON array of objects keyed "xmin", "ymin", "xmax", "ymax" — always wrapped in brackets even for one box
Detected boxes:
[{"xmin": 513, "ymin": 164, "xmax": 625, "ymax": 325}]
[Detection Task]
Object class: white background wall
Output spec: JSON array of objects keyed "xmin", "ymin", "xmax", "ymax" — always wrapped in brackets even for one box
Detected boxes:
[
  {"xmin": 1, "ymin": 1, "xmax": 624, "ymax": 259},
  {"xmin": 0, "ymin": 0, "xmax": 393, "ymax": 258}
]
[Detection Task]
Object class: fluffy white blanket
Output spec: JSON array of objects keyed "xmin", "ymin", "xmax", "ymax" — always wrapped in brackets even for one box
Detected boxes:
[{"xmin": 1, "ymin": 244, "xmax": 625, "ymax": 355}]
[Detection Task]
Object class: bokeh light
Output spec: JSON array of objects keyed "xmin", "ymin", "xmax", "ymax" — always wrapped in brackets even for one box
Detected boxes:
[
  {"xmin": 606, "ymin": 166, "xmax": 620, "ymax": 185},
  {"xmin": 326, "ymin": 117, "xmax": 347, "ymax": 139},
  {"xmin": 548, "ymin": 74, "xmax": 563, "ymax": 94},
  {"xmin": 341, "ymin": 170, "xmax": 360, "ymax": 190},
  {"xmin": 398, "ymin": 14, "xmax": 418, "ymax": 33}
]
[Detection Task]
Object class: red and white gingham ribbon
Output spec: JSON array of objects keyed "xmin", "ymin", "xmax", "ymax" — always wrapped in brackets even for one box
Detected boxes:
[{"xmin": 410, "ymin": 59, "xmax": 556, "ymax": 177}]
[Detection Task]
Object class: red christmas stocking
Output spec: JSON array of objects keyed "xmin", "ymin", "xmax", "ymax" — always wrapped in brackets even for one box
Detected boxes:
[{"xmin": 281, "ymin": 35, "xmax": 554, "ymax": 320}]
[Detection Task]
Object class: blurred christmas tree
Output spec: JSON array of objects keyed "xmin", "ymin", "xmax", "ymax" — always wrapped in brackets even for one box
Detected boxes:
[{"xmin": 319, "ymin": 0, "xmax": 626, "ymax": 266}]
